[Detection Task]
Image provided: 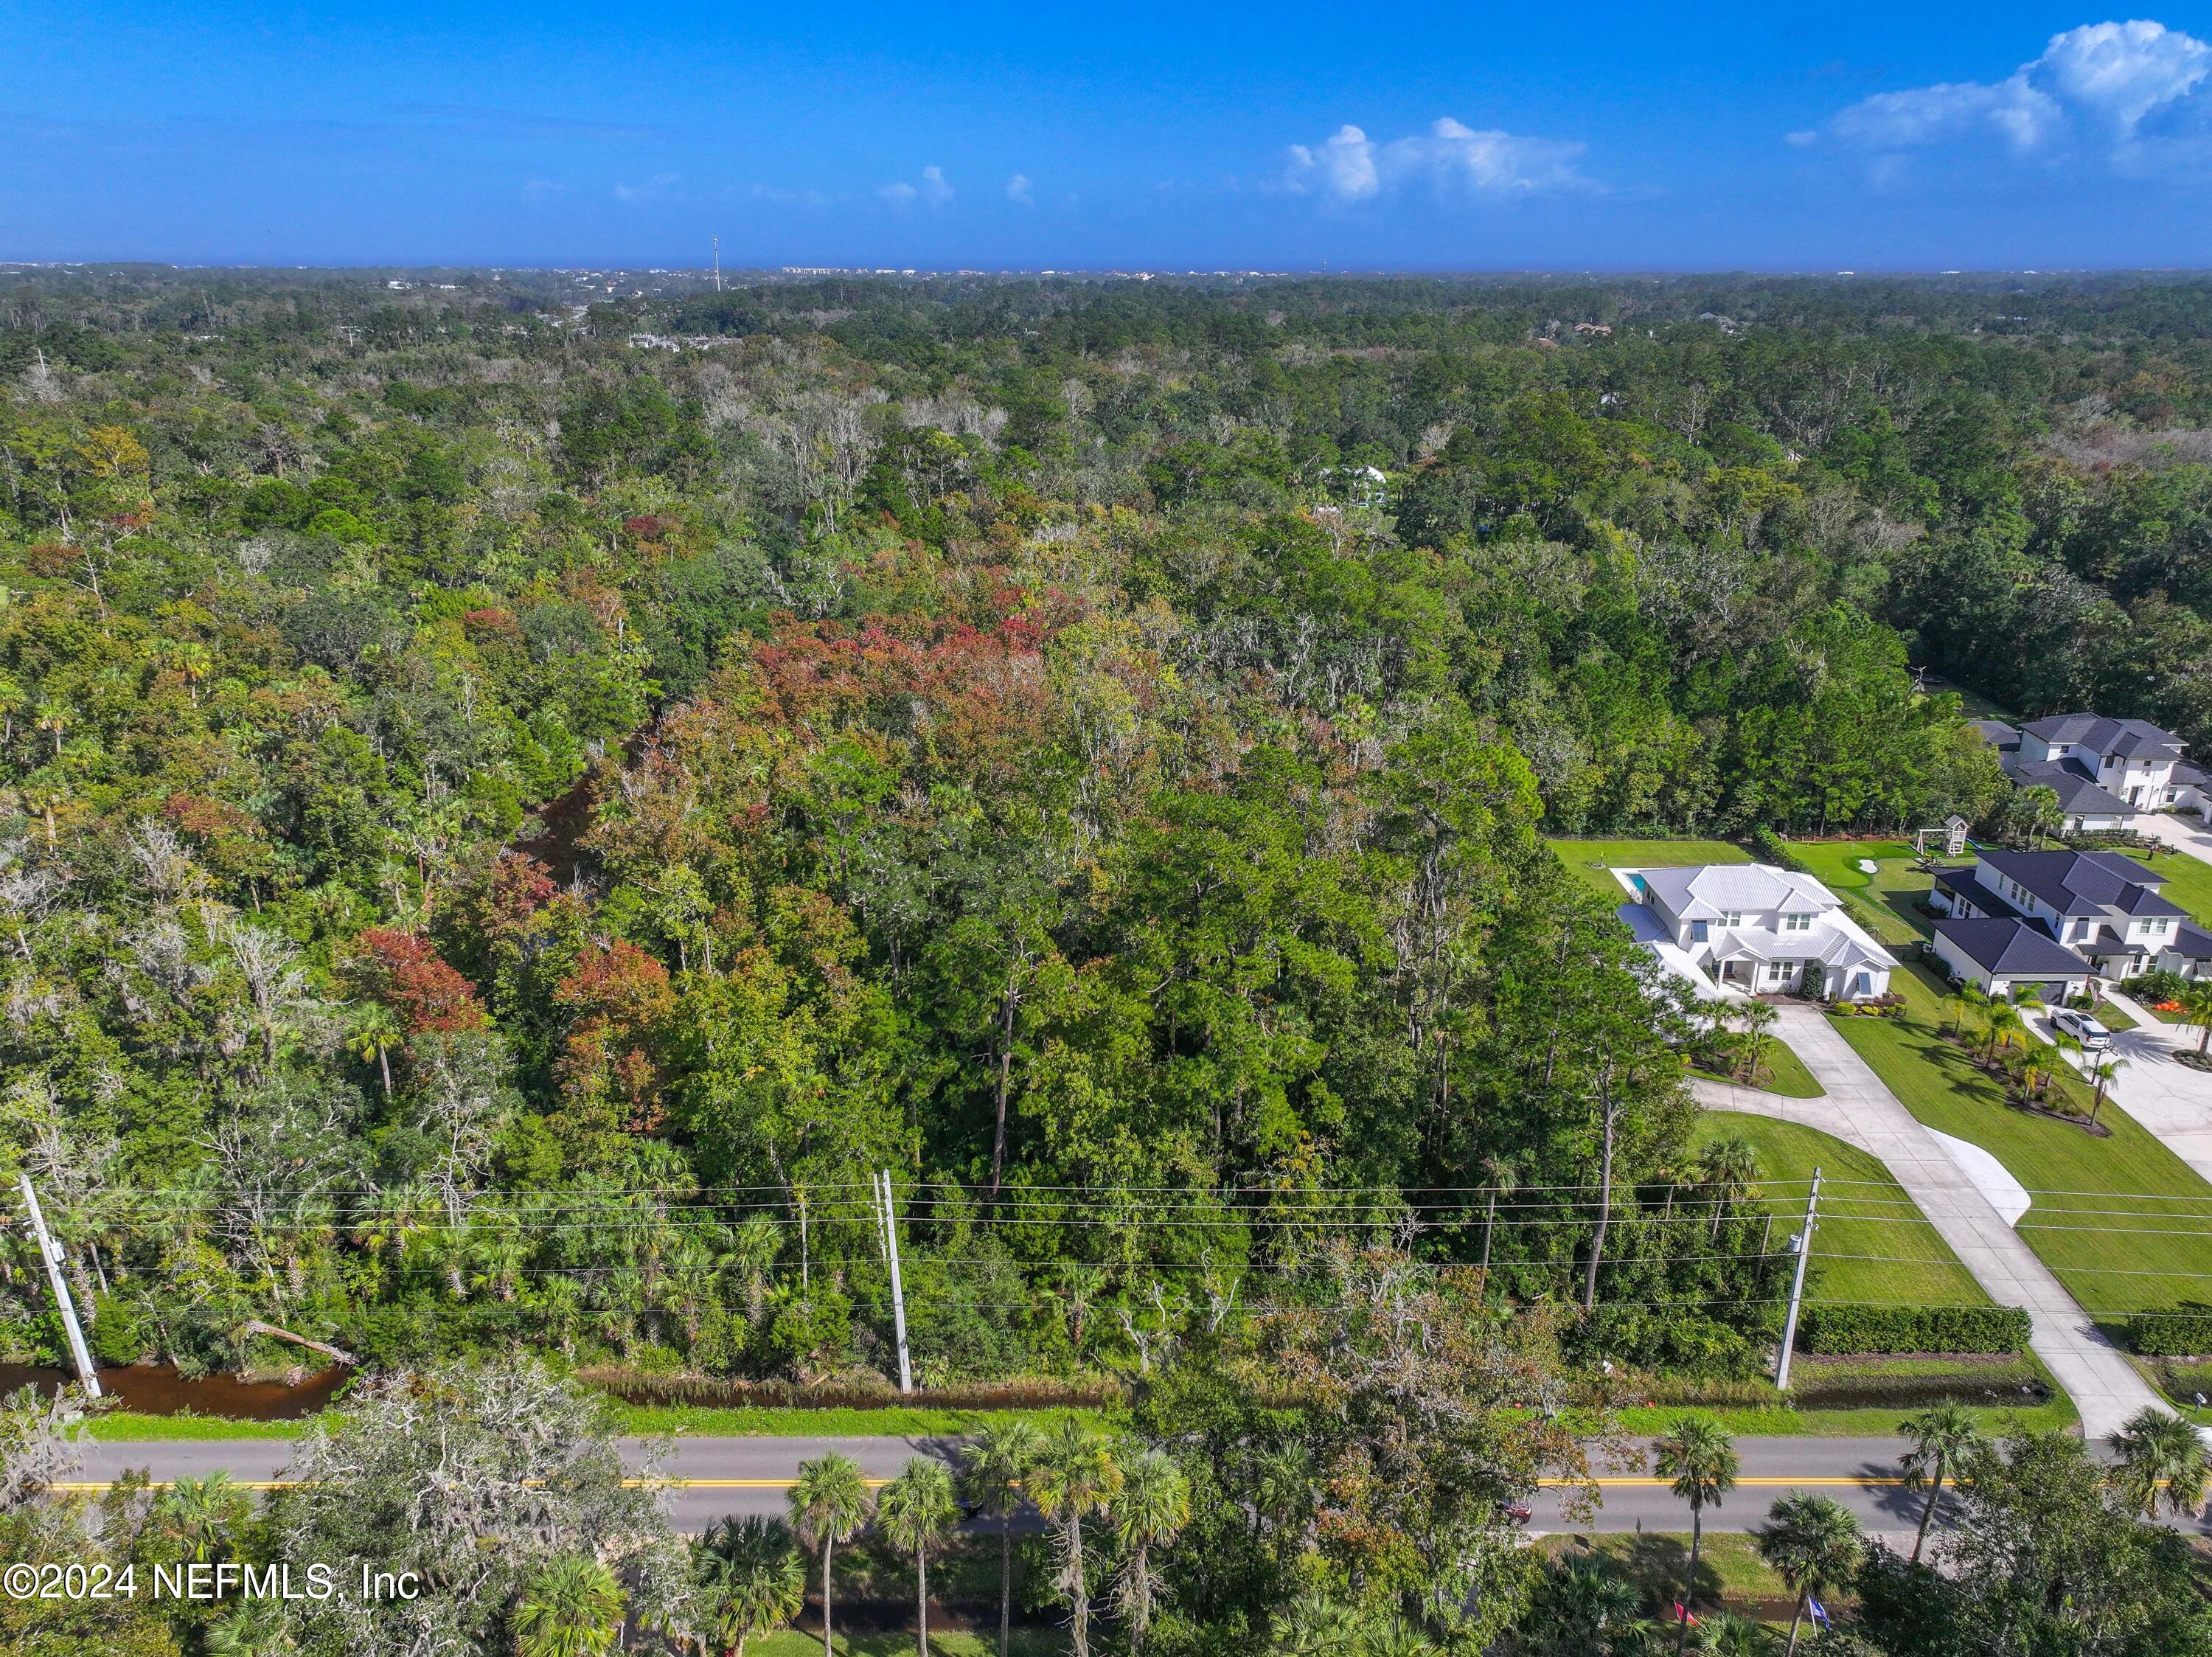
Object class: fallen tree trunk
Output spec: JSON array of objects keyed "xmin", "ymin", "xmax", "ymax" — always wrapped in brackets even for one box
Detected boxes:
[{"xmin": 240, "ymin": 1320, "xmax": 357, "ymax": 1366}]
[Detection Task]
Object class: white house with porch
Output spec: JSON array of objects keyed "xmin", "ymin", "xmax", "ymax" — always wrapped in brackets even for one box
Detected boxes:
[{"xmin": 1612, "ymin": 863, "xmax": 1896, "ymax": 1002}]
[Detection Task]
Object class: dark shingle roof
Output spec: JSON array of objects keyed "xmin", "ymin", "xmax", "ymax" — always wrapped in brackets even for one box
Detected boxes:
[
  {"xmin": 2166, "ymin": 923, "xmax": 2212, "ymax": 962},
  {"xmin": 1999, "ymin": 756, "xmax": 2135, "ymax": 817},
  {"xmin": 1933, "ymin": 917, "xmax": 2093, "ymax": 977},
  {"xmin": 1973, "ymin": 719, "xmax": 2021, "ymax": 751},
  {"xmin": 2020, "ymin": 713, "xmax": 2184, "ymax": 760},
  {"xmin": 1976, "ymin": 849, "xmax": 2184, "ymax": 917}
]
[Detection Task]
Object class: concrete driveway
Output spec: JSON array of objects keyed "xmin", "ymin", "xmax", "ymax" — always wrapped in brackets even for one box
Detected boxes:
[
  {"xmin": 2131, "ymin": 810, "xmax": 2212, "ymax": 862},
  {"xmin": 1694, "ymin": 1004, "xmax": 2170, "ymax": 1442},
  {"xmin": 2041, "ymin": 991, "xmax": 2212, "ymax": 1187}
]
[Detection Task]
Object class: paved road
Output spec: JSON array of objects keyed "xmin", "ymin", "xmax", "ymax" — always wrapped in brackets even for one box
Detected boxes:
[
  {"xmin": 87, "ymin": 1434, "xmax": 2203, "ymax": 1539},
  {"xmin": 1694, "ymin": 1005, "xmax": 2168, "ymax": 1441}
]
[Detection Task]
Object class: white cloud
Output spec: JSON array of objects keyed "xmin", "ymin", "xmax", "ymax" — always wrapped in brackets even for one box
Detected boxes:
[
  {"xmin": 1284, "ymin": 117, "xmax": 1588, "ymax": 202},
  {"xmin": 1810, "ymin": 18, "xmax": 2212, "ymax": 169},
  {"xmin": 613, "ymin": 173, "xmax": 680, "ymax": 201},
  {"xmin": 1006, "ymin": 172, "xmax": 1034, "ymax": 205},
  {"xmin": 881, "ymin": 165, "xmax": 954, "ymax": 209}
]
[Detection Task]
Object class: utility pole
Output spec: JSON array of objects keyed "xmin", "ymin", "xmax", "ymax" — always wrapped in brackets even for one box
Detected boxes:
[
  {"xmin": 1775, "ymin": 1167, "xmax": 1821, "ymax": 1392},
  {"xmin": 712, "ymin": 235, "xmax": 722, "ymax": 292},
  {"xmin": 18, "ymin": 1174, "xmax": 99, "ymax": 1397},
  {"xmin": 877, "ymin": 1170, "xmax": 914, "ymax": 1394}
]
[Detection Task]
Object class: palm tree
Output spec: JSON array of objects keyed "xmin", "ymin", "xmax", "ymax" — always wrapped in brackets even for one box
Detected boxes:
[
  {"xmin": 1652, "ymin": 1414, "xmax": 1738, "ymax": 1650},
  {"xmin": 787, "ymin": 1451, "xmax": 873, "ymax": 1657},
  {"xmin": 205, "ymin": 1597, "xmax": 295, "ymax": 1657},
  {"xmin": 2107, "ymin": 1406, "xmax": 2210, "ymax": 1521},
  {"xmin": 964, "ymin": 1416, "xmax": 1044, "ymax": 1657},
  {"xmin": 2048, "ymin": 1026, "xmax": 2084, "ymax": 1076},
  {"xmin": 1694, "ymin": 1611, "xmax": 1769, "ymax": 1656},
  {"xmin": 877, "ymin": 1456, "xmax": 961, "ymax": 1657},
  {"xmin": 512, "ymin": 1556, "xmax": 625, "ymax": 1657},
  {"xmin": 2183, "ymin": 979, "xmax": 2212, "ymax": 1055},
  {"xmin": 1739, "ymin": 1000, "xmax": 1778, "ymax": 1084},
  {"xmin": 1951, "ymin": 981, "xmax": 1989, "ymax": 1039},
  {"xmin": 1982, "ymin": 1001, "xmax": 2024, "ymax": 1063},
  {"xmin": 1541, "ymin": 1555, "xmax": 1646, "ymax": 1653},
  {"xmin": 1111, "ymin": 1447, "xmax": 1192, "ymax": 1655},
  {"xmin": 152, "ymin": 1473, "xmax": 251, "ymax": 1564},
  {"xmin": 2087, "ymin": 1055, "xmax": 2129, "ymax": 1128},
  {"xmin": 1027, "ymin": 1419, "xmax": 1125, "ymax": 1657},
  {"xmin": 349, "ymin": 1000, "xmax": 404, "ymax": 1097},
  {"xmin": 2019, "ymin": 1055, "xmax": 2052, "ymax": 1102},
  {"xmin": 1897, "ymin": 1400, "xmax": 1983, "ymax": 1563},
  {"xmin": 694, "ymin": 1516, "xmax": 807, "ymax": 1657},
  {"xmin": 1754, "ymin": 1493, "xmax": 1862, "ymax": 1657}
]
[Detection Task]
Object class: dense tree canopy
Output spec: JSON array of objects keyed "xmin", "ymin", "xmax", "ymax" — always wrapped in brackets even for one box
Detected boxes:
[{"xmin": 6, "ymin": 267, "xmax": 2212, "ymax": 1386}]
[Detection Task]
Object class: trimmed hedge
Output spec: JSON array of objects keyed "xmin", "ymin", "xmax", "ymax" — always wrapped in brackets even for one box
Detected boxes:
[
  {"xmin": 1751, "ymin": 826, "xmax": 1809, "ymax": 872},
  {"xmin": 2126, "ymin": 1311, "xmax": 2212, "ymax": 1358},
  {"xmin": 1797, "ymin": 1304, "xmax": 2031, "ymax": 1355}
]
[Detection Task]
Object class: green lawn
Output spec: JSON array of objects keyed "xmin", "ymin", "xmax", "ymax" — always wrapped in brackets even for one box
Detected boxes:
[
  {"xmin": 1691, "ymin": 1115, "xmax": 1989, "ymax": 1310},
  {"xmin": 1780, "ymin": 838, "xmax": 1938, "ymax": 948},
  {"xmin": 1690, "ymin": 1035, "xmax": 1824, "ymax": 1099},
  {"xmin": 1933, "ymin": 682, "xmax": 2020, "ymax": 724},
  {"xmin": 1827, "ymin": 963, "xmax": 2212, "ymax": 1326},
  {"xmin": 1616, "ymin": 1398, "xmax": 2079, "ymax": 1437},
  {"xmin": 2122, "ymin": 844, "xmax": 2212, "ymax": 931},
  {"xmin": 1540, "ymin": 1533, "xmax": 1791, "ymax": 1619},
  {"xmin": 1546, "ymin": 836, "xmax": 1750, "ymax": 900}
]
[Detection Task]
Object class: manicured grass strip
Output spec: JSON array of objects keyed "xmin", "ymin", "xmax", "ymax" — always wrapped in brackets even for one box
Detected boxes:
[
  {"xmin": 1779, "ymin": 839, "xmax": 1937, "ymax": 948},
  {"xmin": 1749, "ymin": 1036, "xmax": 1823, "ymax": 1099},
  {"xmin": 1615, "ymin": 1401, "xmax": 2078, "ymax": 1437},
  {"xmin": 1691, "ymin": 1115, "xmax": 1989, "ymax": 1309},
  {"xmin": 1828, "ymin": 963, "xmax": 2212, "ymax": 1322},
  {"xmin": 1545, "ymin": 836, "xmax": 1750, "ymax": 899},
  {"xmin": 2124, "ymin": 843, "xmax": 2212, "ymax": 932},
  {"xmin": 86, "ymin": 1412, "xmax": 311, "ymax": 1442},
  {"xmin": 1539, "ymin": 1532, "xmax": 1791, "ymax": 1613}
]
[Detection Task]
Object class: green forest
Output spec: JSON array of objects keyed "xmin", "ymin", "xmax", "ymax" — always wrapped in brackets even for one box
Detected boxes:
[{"xmin": 3, "ymin": 266, "xmax": 2212, "ymax": 1391}]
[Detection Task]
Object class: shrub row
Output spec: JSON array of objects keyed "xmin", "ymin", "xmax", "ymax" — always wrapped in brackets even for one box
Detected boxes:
[
  {"xmin": 2126, "ymin": 1311, "xmax": 2212, "ymax": 1358},
  {"xmin": 1750, "ymin": 826, "xmax": 1809, "ymax": 872},
  {"xmin": 1796, "ymin": 1304, "xmax": 2030, "ymax": 1355}
]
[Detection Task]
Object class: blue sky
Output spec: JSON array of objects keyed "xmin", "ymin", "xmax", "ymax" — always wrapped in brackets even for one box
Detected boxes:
[{"xmin": 10, "ymin": 1, "xmax": 2212, "ymax": 269}]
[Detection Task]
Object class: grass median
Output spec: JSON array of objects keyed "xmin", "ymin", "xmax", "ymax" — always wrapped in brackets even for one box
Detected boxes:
[
  {"xmin": 1691, "ymin": 1115, "xmax": 1988, "ymax": 1310},
  {"xmin": 1829, "ymin": 962, "xmax": 2212, "ymax": 1329}
]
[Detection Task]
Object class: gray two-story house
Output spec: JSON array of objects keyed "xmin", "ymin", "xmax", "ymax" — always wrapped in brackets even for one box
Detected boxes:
[{"xmin": 1930, "ymin": 847, "xmax": 2200, "ymax": 997}]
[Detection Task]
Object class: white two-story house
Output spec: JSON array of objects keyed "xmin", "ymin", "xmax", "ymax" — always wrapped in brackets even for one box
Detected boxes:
[
  {"xmin": 1929, "ymin": 847, "xmax": 2192, "ymax": 998},
  {"xmin": 2011, "ymin": 714, "xmax": 2191, "ymax": 823},
  {"xmin": 1613, "ymin": 863, "xmax": 1896, "ymax": 1002}
]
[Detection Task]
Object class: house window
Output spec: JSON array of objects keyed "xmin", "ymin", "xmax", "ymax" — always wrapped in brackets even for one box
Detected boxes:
[
  {"xmin": 1767, "ymin": 961, "xmax": 1793, "ymax": 982},
  {"xmin": 1718, "ymin": 911, "xmax": 1742, "ymax": 928},
  {"xmin": 1782, "ymin": 912, "xmax": 1812, "ymax": 932},
  {"xmin": 1690, "ymin": 921, "xmax": 1708, "ymax": 942}
]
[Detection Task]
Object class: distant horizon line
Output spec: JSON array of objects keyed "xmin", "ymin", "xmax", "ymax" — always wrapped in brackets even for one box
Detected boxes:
[{"xmin": 4, "ymin": 260, "xmax": 2211, "ymax": 282}]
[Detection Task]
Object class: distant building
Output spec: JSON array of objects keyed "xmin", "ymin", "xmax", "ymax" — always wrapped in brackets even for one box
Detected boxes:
[{"xmin": 1970, "ymin": 712, "xmax": 2193, "ymax": 832}]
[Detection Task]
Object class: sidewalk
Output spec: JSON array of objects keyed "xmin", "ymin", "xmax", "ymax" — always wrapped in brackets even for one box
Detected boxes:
[{"xmin": 1694, "ymin": 1004, "xmax": 2169, "ymax": 1442}]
